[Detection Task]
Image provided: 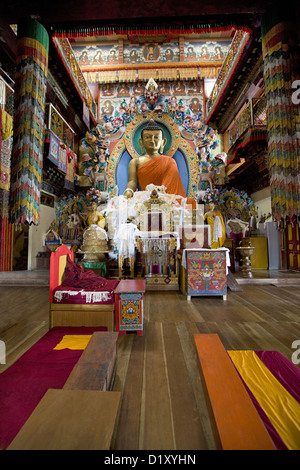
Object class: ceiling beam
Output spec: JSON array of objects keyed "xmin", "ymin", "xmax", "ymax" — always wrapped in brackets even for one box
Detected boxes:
[{"xmin": 0, "ymin": 1, "xmax": 273, "ymax": 26}]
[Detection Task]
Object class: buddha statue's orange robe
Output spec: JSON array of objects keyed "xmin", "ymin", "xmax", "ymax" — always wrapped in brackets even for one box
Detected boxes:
[{"xmin": 137, "ymin": 154, "xmax": 186, "ymax": 197}]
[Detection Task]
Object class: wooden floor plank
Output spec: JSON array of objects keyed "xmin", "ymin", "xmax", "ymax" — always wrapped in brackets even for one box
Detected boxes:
[
  {"xmin": 113, "ymin": 330, "xmax": 145, "ymax": 450},
  {"xmin": 162, "ymin": 323, "xmax": 209, "ymax": 449},
  {"xmin": 176, "ymin": 321, "xmax": 216, "ymax": 449},
  {"xmin": 8, "ymin": 389, "xmax": 121, "ymax": 450},
  {"xmin": 142, "ymin": 322, "xmax": 175, "ymax": 450}
]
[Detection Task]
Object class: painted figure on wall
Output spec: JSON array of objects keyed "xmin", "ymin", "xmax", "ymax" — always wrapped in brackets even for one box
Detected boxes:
[
  {"xmin": 164, "ymin": 48, "xmax": 174, "ymax": 61},
  {"xmin": 214, "ymin": 46, "xmax": 224, "ymax": 60},
  {"xmin": 78, "ymin": 50, "xmax": 90, "ymax": 65},
  {"xmin": 92, "ymin": 50, "xmax": 104, "ymax": 64},
  {"xmin": 102, "ymin": 100, "xmax": 114, "ymax": 116},
  {"xmin": 186, "ymin": 46, "xmax": 196, "ymax": 60},
  {"xmin": 201, "ymin": 46, "xmax": 210, "ymax": 60},
  {"xmin": 143, "ymin": 44, "xmax": 160, "ymax": 61}
]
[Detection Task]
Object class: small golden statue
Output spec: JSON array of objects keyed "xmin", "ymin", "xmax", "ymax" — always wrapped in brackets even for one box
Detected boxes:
[
  {"xmin": 87, "ymin": 202, "xmax": 106, "ymax": 229},
  {"xmin": 79, "ymin": 203, "xmax": 108, "ymax": 261}
]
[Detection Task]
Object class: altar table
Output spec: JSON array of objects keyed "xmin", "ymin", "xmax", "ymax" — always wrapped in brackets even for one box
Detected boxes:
[{"xmin": 114, "ymin": 279, "xmax": 146, "ymax": 335}]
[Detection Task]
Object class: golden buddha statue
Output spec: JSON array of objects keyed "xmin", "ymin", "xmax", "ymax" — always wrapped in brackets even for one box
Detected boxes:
[
  {"xmin": 225, "ymin": 197, "xmax": 242, "ymax": 220},
  {"xmin": 123, "ymin": 119, "xmax": 186, "ymax": 199}
]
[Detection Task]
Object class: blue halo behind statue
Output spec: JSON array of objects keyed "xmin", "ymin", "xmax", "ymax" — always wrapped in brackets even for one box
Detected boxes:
[{"xmin": 115, "ymin": 148, "xmax": 189, "ymax": 196}]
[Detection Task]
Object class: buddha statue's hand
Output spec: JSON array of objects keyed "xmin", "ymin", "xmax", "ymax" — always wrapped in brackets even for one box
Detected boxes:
[{"xmin": 123, "ymin": 188, "xmax": 134, "ymax": 199}]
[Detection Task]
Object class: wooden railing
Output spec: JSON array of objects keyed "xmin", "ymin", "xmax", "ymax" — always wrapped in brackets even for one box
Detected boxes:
[
  {"xmin": 225, "ymin": 96, "xmax": 266, "ymax": 151},
  {"xmin": 52, "ymin": 37, "xmax": 98, "ymax": 123},
  {"xmin": 206, "ymin": 29, "xmax": 251, "ymax": 119}
]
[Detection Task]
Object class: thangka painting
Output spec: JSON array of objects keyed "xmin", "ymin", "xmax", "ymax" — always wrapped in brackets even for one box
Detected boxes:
[
  {"xmin": 0, "ymin": 137, "xmax": 12, "ymax": 192},
  {"xmin": 49, "ymin": 133, "xmax": 59, "ymax": 163}
]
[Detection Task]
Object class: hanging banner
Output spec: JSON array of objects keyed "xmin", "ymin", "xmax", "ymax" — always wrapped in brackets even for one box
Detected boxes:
[{"xmin": 10, "ymin": 19, "xmax": 49, "ymax": 225}]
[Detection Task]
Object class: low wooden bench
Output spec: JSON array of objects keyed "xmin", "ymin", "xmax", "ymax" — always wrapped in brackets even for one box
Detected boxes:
[
  {"xmin": 194, "ymin": 333, "xmax": 276, "ymax": 450},
  {"xmin": 8, "ymin": 332, "xmax": 120, "ymax": 450},
  {"xmin": 7, "ymin": 389, "xmax": 121, "ymax": 450},
  {"xmin": 63, "ymin": 331, "xmax": 118, "ymax": 391}
]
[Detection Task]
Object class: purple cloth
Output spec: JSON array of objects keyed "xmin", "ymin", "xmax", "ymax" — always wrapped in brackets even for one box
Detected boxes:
[
  {"xmin": 61, "ymin": 255, "xmax": 107, "ymax": 289},
  {"xmin": 255, "ymin": 350, "xmax": 300, "ymax": 403}
]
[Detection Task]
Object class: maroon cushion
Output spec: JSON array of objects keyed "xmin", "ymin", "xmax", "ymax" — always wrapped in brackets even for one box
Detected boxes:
[{"xmin": 61, "ymin": 255, "xmax": 107, "ymax": 289}]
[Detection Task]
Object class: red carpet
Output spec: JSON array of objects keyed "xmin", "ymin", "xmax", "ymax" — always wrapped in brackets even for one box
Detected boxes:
[{"xmin": 0, "ymin": 327, "xmax": 106, "ymax": 450}]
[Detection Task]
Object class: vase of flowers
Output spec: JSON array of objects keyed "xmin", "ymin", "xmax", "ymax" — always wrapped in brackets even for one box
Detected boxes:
[
  {"xmin": 86, "ymin": 187, "xmax": 102, "ymax": 205},
  {"xmin": 198, "ymin": 187, "xmax": 220, "ymax": 205}
]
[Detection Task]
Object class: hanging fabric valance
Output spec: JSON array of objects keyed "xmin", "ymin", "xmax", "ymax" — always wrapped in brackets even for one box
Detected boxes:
[
  {"xmin": 157, "ymin": 68, "xmax": 178, "ymax": 81},
  {"xmin": 52, "ymin": 22, "xmax": 252, "ymax": 39},
  {"xmin": 118, "ymin": 69, "xmax": 137, "ymax": 83},
  {"xmin": 179, "ymin": 67, "xmax": 199, "ymax": 81}
]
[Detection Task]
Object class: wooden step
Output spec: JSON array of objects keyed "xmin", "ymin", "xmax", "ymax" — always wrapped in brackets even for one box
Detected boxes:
[{"xmin": 194, "ymin": 333, "xmax": 276, "ymax": 450}]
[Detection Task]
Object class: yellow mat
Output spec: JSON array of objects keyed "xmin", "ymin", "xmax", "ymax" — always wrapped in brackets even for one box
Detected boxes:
[{"xmin": 54, "ymin": 335, "xmax": 92, "ymax": 350}]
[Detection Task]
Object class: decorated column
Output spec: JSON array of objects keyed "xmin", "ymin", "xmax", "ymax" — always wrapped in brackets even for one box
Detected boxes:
[
  {"xmin": 0, "ymin": 87, "xmax": 14, "ymax": 270},
  {"xmin": 10, "ymin": 19, "xmax": 49, "ymax": 224},
  {"xmin": 261, "ymin": 4, "xmax": 299, "ymax": 225}
]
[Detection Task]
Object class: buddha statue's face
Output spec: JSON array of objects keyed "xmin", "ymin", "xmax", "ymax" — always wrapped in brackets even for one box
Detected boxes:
[{"xmin": 140, "ymin": 129, "xmax": 166, "ymax": 156}]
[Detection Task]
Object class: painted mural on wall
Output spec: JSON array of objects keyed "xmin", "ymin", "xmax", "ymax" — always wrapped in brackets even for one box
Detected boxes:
[
  {"xmin": 184, "ymin": 41, "xmax": 230, "ymax": 62},
  {"xmin": 72, "ymin": 40, "xmax": 230, "ymax": 68},
  {"xmin": 123, "ymin": 43, "xmax": 177, "ymax": 63},
  {"xmin": 77, "ymin": 44, "xmax": 119, "ymax": 66}
]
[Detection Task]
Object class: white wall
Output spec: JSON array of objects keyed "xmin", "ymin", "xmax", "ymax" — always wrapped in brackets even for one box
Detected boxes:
[
  {"xmin": 251, "ymin": 186, "xmax": 281, "ymax": 269},
  {"xmin": 251, "ymin": 187, "xmax": 272, "ymax": 220},
  {"xmin": 28, "ymin": 203, "xmax": 56, "ymax": 270}
]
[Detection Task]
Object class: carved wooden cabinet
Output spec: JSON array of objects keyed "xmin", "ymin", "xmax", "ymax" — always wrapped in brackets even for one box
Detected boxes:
[
  {"xmin": 182, "ymin": 248, "xmax": 229, "ymax": 300},
  {"xmin": 114, "ymin": 279, "xmax": 146, "ymax": 335}
]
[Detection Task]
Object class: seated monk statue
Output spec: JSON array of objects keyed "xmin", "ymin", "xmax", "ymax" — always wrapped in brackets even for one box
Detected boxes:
[{"xmin": 123, "ymin": 119, "xmax": 187, "ymax": 200}]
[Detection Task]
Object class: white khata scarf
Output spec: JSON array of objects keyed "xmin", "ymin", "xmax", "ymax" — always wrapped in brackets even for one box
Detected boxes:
[{"xmin": 213, "ymin": 215, "xmax": 222, "ymax": 242}]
